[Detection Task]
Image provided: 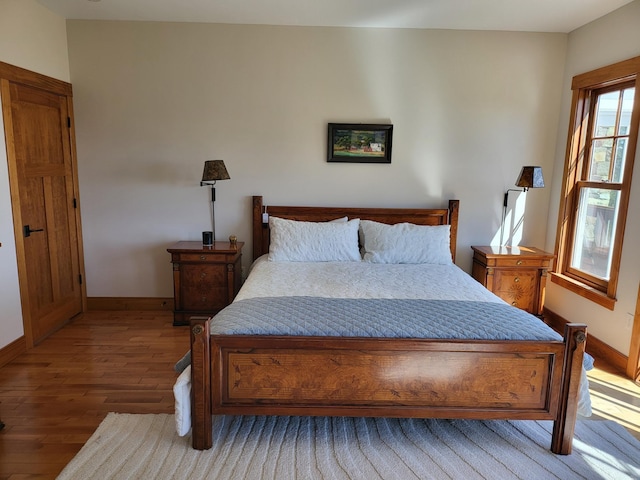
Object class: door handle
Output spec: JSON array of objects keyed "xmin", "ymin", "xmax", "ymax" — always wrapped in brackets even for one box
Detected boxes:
[{"xmin": 23, "ymin": 225, "xmax": 44, "ymax": 237}]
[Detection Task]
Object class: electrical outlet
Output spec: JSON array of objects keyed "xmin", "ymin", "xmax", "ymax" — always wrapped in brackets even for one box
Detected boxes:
[{"xmin": 627, "ymin": 312, "xmax": 634, "ymax": 329}]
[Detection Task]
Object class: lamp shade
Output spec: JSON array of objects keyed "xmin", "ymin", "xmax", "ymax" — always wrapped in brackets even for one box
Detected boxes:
[
  {"xmin": 200, "ymin": 160, "xmax": 230, "ymax": 185},
  {"xmin": 515, "ymin": 166, "xmax": 544, "ymax": 189}
]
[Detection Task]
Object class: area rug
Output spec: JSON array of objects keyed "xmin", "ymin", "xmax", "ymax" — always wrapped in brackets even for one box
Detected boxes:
[{"xmin": 57, "ymin": 414, "xmax": 640, "ymax": 480}]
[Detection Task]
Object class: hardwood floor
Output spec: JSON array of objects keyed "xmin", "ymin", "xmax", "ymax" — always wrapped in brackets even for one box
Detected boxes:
[
  {"xmin": 0, "ymin": 310, "xmax": 638, "ymax": 479},
  {"xmin": 586, "ymin": 358, "xmax": 640, "ymax": 441},
  {"xmin": 0, "ymin": 311, "xmax": 189, "ymax": 479}
]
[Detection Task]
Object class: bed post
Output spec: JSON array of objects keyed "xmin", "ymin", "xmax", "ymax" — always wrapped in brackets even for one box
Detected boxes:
[
  {"xmin": 551, "ymin": 323, "xmax": 587, "ymax": 454},
  {"xmin": 448, "ymin": 200, "xmax": 459, "ymax": 263},
  {"xmin": 190, "ymin": 316, "xmax": 212, "ymax": 450},
  {"xmin": 253, "ymin": 195, "xmax": 265, "ymax": 262}
]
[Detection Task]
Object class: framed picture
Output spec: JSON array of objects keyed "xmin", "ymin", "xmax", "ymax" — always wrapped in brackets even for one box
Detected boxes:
[{"xmin": 327, "ymin": 123, "xmax": 393, "ymax": 163}]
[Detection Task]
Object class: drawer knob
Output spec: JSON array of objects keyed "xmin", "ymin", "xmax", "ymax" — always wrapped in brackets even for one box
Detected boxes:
[
  {"xmin": 201, "ymin": 296, "xmax": 207, "ymax": 302},
  {"xmin": 514, "ymin": 277, "xmax": 520, "ymax": 283},
  {"xmin": 200, "ymin": 255, "xmax": 206, "ymax": 260},
  {"xmin": 516, "ymin": 260, "xmax": 523, "ymax": 265},
  {"xmin": 201, "ymin": 272, "xmax": 207, "ymax": 279},
  {"xmin": 512, "ymin": 301, "xmax": 517, "ymax": 306}
]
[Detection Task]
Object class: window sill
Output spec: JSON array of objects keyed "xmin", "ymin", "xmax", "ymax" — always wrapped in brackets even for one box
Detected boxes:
[{"xmin": 550, "ymin": 273, "xmax": 616, "ymax": 310}]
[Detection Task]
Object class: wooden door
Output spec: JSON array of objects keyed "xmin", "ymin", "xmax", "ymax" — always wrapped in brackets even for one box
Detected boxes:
[{"xmin": 1, "ymin": 64, "xmax": 85, "ymax": 346}]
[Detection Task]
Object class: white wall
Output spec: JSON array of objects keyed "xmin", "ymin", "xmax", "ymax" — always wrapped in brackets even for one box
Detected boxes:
[
  {"xmin": 545, "ymin": 0, "xmax": 640, "ymax": 355},
  {"xmin": 0, "ymin": 0, "xmax": 70, "ymax": 349},
  {"xmin": 0, "ymin": 0, "xmax": 70, "ymax": 82},
  {"xmin": 0, "ymin": 90, "xmax": 22, "ymax": 351},
  {"xmin": 66, "ymin": 21, "xmax": 567, "ymax": 299}
]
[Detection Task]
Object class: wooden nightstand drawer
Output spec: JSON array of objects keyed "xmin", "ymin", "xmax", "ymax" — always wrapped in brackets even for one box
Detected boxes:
[
  {"xmin": 168, "ymin": 241, "xmax": 244, "ymax": 326},
  {"xmin": 180, "ymin": 264, "xmax": 228, "ymax": 309},
  {"xmin": 488, "ymin": 257, "xmax": 552, "ymax": 268},
  {"xmin": 176, "ymin": 252, "xmax": 221, "ymax": 262},
  {"xmin": 492, "ymin": 270, "xmax": 537, "ymax": 311},
  {"xmin": 171, "ymin": 252, "xmax": 240, "ymax": 263},
  {"xmin": 471, "ymin": 245, "xmax": 555, "ymax": 316}
]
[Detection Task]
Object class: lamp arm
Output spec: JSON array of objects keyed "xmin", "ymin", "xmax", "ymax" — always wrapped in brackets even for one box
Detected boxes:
[
  {"xmin": 503, "ymin": 188, "xmax": 525, "ymax": 207},
  {"xmin": 210, "ymin": 185, "xmax": 216, "ymax": 242},
  {"xmin": 501, "ymin": 188, "xmax": 523, "ymax": 245}
]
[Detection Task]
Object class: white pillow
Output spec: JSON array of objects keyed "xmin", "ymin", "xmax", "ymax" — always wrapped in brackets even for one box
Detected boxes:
[
  {"xmin": 173, "ymin": 365, "xmax": 191, "ymax": 436},
  {"xmin": 360, "ymin": 220, "xmax": 452, "ymax": 264},
  {"xmin": 268, "ymin": 217, "xmax": 361, "ymax": 262}
]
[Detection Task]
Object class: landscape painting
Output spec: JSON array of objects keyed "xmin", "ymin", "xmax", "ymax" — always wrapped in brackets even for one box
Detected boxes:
[{"xmin": 327, "ymin": 123, "xmax": 393, "ymax": 163}]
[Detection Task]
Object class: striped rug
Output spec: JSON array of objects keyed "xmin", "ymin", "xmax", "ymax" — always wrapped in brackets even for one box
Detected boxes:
[{"xmin": 57, "ymin": 413, "xmax": 640, "ymax": 480}]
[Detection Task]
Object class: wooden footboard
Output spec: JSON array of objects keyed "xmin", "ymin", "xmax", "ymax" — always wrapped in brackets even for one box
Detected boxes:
[{"xmin": 191, "ymin": 318, "xmax": 586, "ymax": 454}]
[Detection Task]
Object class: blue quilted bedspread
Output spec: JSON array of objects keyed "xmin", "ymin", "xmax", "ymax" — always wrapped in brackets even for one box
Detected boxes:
[{"xmin": 209, "ymin": 296, "xmax": 563, "ymax": 341}]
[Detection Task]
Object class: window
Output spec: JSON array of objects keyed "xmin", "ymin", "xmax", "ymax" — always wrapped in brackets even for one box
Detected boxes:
[{"xmin": 553, "ymin": 57, "xmax": 640, "ymax": 309}]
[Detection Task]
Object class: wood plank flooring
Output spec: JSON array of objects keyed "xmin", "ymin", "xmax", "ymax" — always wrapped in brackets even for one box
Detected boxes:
[
  {"xmin": 0, "ymin": 311, "xmax": 189, "ymax": 479},
  {"xmin": 587, "ymin": 359, "xmax": 640, "ymax": 441},
  {"xmin": 0, "ymin": 310, "xmax": 638, "ymax": 479}
]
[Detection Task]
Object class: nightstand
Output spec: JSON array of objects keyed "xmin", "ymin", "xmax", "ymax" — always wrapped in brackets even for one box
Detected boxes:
[
  {"xmin": 167, "ymin": 241, "xmax": 244, "ymax": 326},
  {"xmin": 471, "ymin": 246, "xmax": 555, "ymax": 316}
]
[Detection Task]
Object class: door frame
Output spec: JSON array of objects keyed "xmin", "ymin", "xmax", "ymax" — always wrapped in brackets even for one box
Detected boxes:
[{"xmin": 0, "ymin": 61, "xmax": 87, "ymax": 348}]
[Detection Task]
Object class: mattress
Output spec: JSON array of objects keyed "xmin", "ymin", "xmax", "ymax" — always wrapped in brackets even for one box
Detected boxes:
[
  {"xmin": 215, "ymin": 256, "xmax": 560, "ymax": 341},
  {"xmin": 236, "ymin": 255, "xmax": 506, "ymax": 303}
]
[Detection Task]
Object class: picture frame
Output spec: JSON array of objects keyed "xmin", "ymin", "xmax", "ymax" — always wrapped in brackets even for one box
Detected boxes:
[{"xmin": 327, "ymin": 123, "xmax": 393, "ymax": 163}]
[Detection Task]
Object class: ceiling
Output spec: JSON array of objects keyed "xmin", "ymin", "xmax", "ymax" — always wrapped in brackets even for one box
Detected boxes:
[{"xmin": 36, "ymin": 0, "xmax": 634, "ymax": 33}]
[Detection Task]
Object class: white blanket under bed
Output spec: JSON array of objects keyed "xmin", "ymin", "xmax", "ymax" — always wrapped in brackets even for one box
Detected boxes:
[{"xmin": 174, "ymin": 257, "xmax": 592, "ymax": 436}]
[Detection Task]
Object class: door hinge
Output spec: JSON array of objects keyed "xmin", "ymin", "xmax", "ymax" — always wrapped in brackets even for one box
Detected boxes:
[
  {"xmin": 67, "ymin": 117, "xmax": 71, "ymax": 128},
  {"xmin": 78, "ymin": 274, "xmax": 83, "ymax": 285}
]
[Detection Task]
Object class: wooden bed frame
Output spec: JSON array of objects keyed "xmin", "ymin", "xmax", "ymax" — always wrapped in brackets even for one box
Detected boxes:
[{"xmin": 190, "ymin": 196, "xmax": 587, "ymax": 454}]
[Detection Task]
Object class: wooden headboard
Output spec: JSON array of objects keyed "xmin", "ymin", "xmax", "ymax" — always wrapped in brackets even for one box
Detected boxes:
[{"xmin": 252, "ymin": 196, "xmax": 460, "ymax": 263}]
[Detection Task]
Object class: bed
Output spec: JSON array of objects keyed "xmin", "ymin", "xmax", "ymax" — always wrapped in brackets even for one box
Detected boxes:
[{"xmin": 185, "ymin": 196, "xmax": 588, "ymax": 455}]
